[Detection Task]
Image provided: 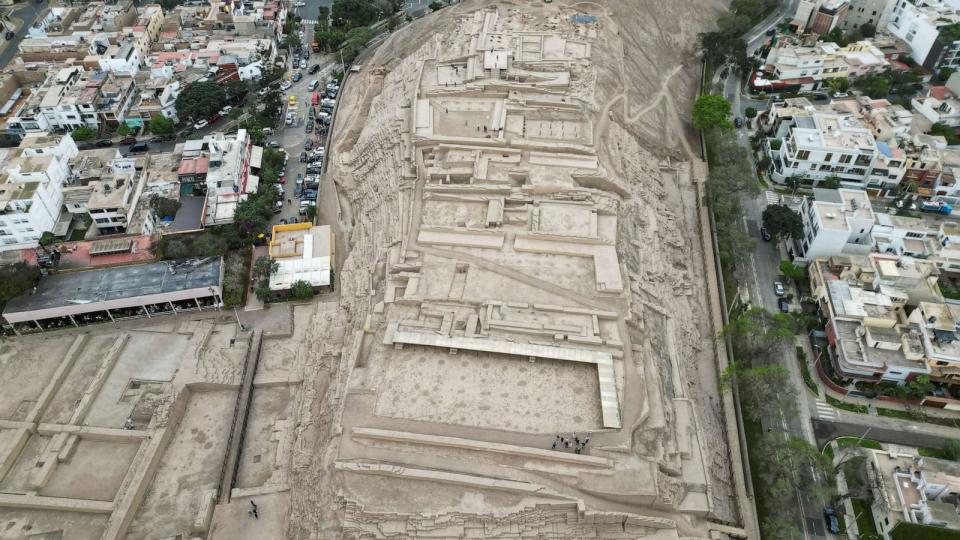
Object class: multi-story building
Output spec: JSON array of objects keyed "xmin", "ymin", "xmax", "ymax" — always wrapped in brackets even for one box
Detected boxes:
[
  {"xmin": 869, "ymin": 449, "xmax": 960, "ymax": 538},
  {"xmin": 888, "ymin": 0, "xmax": 960, "ymax": 71},
  {"xmin": 767, "ymin": 109, "xmax": 905, "ymax": 188},
  {"xmin": 912, "ymin": 86, "xmax": 960, "ymax": 127},
  {"xmin": 795, "ymin": 188, "xmax": 876, "ymax": 261},
  {"xmin": 810, "ymin": 254, "xmax": 931, "ymax": 382},
  {"xmin": 180, "ymin": 130, "xmax": 266, "ymax": 226},
  {"xmin": 839, "ymin": 0, "xmax": 898, "ymax": 32},
  {"xmin": 754, "ymin": 39, "xmax": 888, "ymax": 93},
  {"xmin": 793, "ymin": 0, "xmax": 852, "ymax": 34},
  {"xmin": 0, "ymin": 134, "xmax": 78, "ymax": 251}
]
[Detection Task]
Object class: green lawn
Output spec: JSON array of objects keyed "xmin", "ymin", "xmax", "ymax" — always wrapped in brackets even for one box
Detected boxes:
[
  {"xmin": 68, "ymin": 228, "xmax": 87, "ymax": 242},
  {"xmin": 826, "ymin": 394, "xmax": 868, "ymax": 414},
  {"xmin": 918, "ymin": 447, "xmax": 949, "ymax": 460},
  {"xmin": 876, "ymin": 407, "xmax": 913, "ymax": 420},
  {"xmin": 892, "ymin": 522, "xmax": 960, "ymax": 540},
  {"xmin": 836, "ymin": 437, "xmax": 882, "ymax": 450},
  {"xmin": 796, "ymin": 346, "xmax": 818, "ymax": 395},
  {"xmin": 851, "ymin": 498, "xmax": 877, "ymax": 537}
]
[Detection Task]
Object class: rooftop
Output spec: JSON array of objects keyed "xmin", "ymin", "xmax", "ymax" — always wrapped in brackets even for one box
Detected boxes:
[{"xmin": 3, "ymin": 257, "xmax": 222, "ymax": 316}]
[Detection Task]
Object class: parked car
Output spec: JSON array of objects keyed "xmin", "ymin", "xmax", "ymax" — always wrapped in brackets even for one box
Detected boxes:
[
  {"xmin": 309, "ymin": 64, "xmax": 320, "ymax": 74},
  {"xmin": 823, "ymin": 508, "xmax": 840, "ymax": 534},
  {"xmin": 219, "ymin": 105, "xmax": 232, "ymax": 116},
  {"xmin": 127, "ymin": 142, "xmax": 149, "ymax": 154},
  {"xmin": 274, "ymin": 200, "xmax": 283, "ymax": 213},
  {"xmin": 777, "ymin": 297, "xmax": 790, "ymax": 313},
  {"xmin": 120, "ymin": 136, "xmax": 137, "ymax": 145},
  {"xmin": 305, "ymin": 122, "xmax": 313, "ymax": 133},
  {"xmin": 5, "ymin": 31, "xmax": 14, "ymax": 41},
  {"xmin": 299, "ymin": 151, "xmax": 308, "ymax": 162},
  {"xmin": 308, "ymin": 79, "xmax": 319, "ymax": 91},
  {"xmin": 280, "ymin": 81, "xmax": 292, "ymax": 91},
  {"xmin": 95, "ymin": 139, "xmax": 113, "ymax": 147},
  {"xmin": 277, "ymin": 173, "xmax": 286, "ymax": 184},
  {"xmin": 304, "ymin": 139, "xmax": 313, "ymax": 150},
  {"xmin": 733, "ymin": 117, "xmax": 743, "ymax": 128},
  {"xmin": 292, "ymin": 72, "xmax": 302, "ymax": 83},
  {"xmin": 833, "ymin": 92, "xmax": 850, "ymax": 99},
  {"xmin": 269, "ymin": 140, "xmax": 280, "ymax": 148},
  {"xmin": 760, "ymin": 226, "xmax": 771, "ymax": 241},
  {"xmin": 193, "ymin": 119, "xmax": 209, "ymax": 130},
  {"xmin": 774, "ymin": 281, "xmax": 785, "ymax": 296}
]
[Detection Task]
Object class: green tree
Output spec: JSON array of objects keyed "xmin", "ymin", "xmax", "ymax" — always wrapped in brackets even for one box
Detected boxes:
[
  {"xmin": 332, "ymin": 0, "xmax": 380, "ymax": 27},
  {"xmin": 942, "ymin": 439, "xmax": 960, "ymax": 461},
  {"xmin": 305, "ymin": 205, "xmax": 318, "ymax": 222},
  {"xmin": 254, "ymin": 281, "xmax": 273, "ymax": 304},
  {"xmin": 38, "ymin": 231, "xmax": 57, "ymax": 248},
  {"xmin": 149, "ymin": 195, "xmax": 181, "ymax": 219},
  {"xmin": 761, "ymin": 516, "xmax": 803, "ymax": 540},
  {"xmin": 837, "ymin": 454, "xmax": 873, "ymax": 504},
  {"xmin": 853, "ymin": 73, "xmax": 891, "ymax": 98},
  {"xmin": 906, "ymin": 375, "xmax": 934, "ymax": 400},
  {"xmin": 252, "ymin": 255, "xmax": 279, "ymax": 282},
  {"xmin": 0, "ymin": 262, "xmax": 41, "ymax": 312},
  {"xmin": 149, "ymin": 114, "xmax": 175, "ymax": 135},
  {"xmin": 285, "ymin": 32, "xmax": 302, "ymax": 51},
  {"xmin": 779, "ymin": 260, "xmax": 806, "ymax": 281},
  {"xmin": 724, "ymin": 306, "xmax": 799, "ymax": 354},
  {"xmin": 71, "ymin": 126, "xmax": 95, "ymax": 142},
  {"xmin": 387, "ymin": 13, "xmax": 402, "ymax": 31},
  {"xmin": 762, "ymin": 204, "xmax": 803, "ymax": 241},
  {"xmin": 429, "ymin": 1, "xmax": 443, "ymax": 11},
  {"xmin": 116, "ymin": 123, "xmax": 131, "ymax": 137},
  {"xmin": 744, "ymin": 106, "xmax": 757, "ymax": 119},
  {"xmin": 821, "ymin": 175, "xmax": 842, "ymax": 189},
  {"xmin": 827, "ymin": 77, "xmax": 851, "ymax": 94},
  {"xmin": 755, "ymin": 433, "xmax": 833, "ymax": 504},
  {"xmin": 175, "ymin": 81, "xmax": 227, "ymax": 122},
  {"xmin": 722, "ymin": 363, "xmax": 798, "ymax": 422},
  {"xmin": 317, "ymin": 6, "xmax": 330, "ymax": 27},
  {"xmin": 191, "ymin": 233, "xmax": 229, "ymax": 257},
  {"xmin": 692, "ymin": 94, "xmax": 733, "ymax": 130},
  {"xmin": 860, "ymin": 22, "xmax": 876, "ymax": 38},
  {"xmin": 931, "ymin": 123, "xmax": 960, "ymax": 145},
  {"xmin": 289, "ymin": 279, "xmax": 314, "ymax": 299},
  {"xmin": 225, "ymin": 79, "xmax": 248, "ymax": 100}
]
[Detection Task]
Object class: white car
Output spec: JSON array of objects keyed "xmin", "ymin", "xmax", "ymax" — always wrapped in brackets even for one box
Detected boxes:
[
  {"xmin": 219, "ymin": 105, "xmax": 232, "ymax": 116},
  {"xmin": 193, "ymin": 119, "xmax": 208, "ymax": 129},
  {"xmin": 295, "ymin": 1, "xmax": 305, "ymax": 6},
  {"xmin": 285, "ymin": 112, "xmax": 295, "ymax": 126},
  {"xmin": 279, "ymin": 81, "xmax": 292, "ymax": 91}
]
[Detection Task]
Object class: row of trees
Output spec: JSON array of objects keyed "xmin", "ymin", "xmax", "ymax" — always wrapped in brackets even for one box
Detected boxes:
[
  {"xmin": 695, "ymin": 94, "xmax": 761, "ymax": 270},
  {"xmin": 697, "ymin": 0, "xmax": 779, "ymax": 76}
]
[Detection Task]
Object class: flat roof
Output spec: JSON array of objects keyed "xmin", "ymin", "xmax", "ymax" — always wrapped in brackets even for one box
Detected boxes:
[{"xmin": 4, "ymin": 257, "xmax": 222, "ymax": 317}]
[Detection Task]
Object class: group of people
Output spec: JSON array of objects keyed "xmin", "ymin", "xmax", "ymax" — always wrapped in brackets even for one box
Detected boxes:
[{"xmin": 551, "ymin": 432, "xmax": 591, "ymax": 454}]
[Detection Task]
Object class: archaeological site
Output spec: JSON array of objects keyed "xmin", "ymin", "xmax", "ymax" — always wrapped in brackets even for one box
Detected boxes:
[{"xmin": 0, "ymin": 1, "xmax": 751, "ymax": 539}]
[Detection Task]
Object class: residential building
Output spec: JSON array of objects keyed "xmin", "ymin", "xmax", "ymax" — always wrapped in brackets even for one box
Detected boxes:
[
  {"xmin": 794, "ymin": 188, "xmax": 876, "ymax": 261},
  {"xmin": 809, "ymin": 254, "xmax": 930, "ymax": 382},
  {"xmin": 887, "ymin": 0, "xmax": 960, "ymax": 70},
  {"xmin": 754, "ymin": 39, "xmax": 888, "ymax": 93},
  {"xmin": 0, "ymin": 134, "xmax": 78, "ymax": 251},
  {"xmin": 268, "ymin": 223, "xmax": 335, "ymax": 293},
  {"xmin": 912, "ymin": 86, "xmax": 960, "ymax": 127},
  {"xmin": 767, "ymin": 109, "xmax": 905, "ymax": 188},
  {"xmin": 793, "ymin": 0, "xmax": 851, "ymax": 34},
  {"xmin": 869, "ymin": 449, "xmax": 960, "ymax": 538},
  {"xmin": 185, "ymin": 130, "xmax": 264, "ymax": 226},
  {"xmin": 839, "ymin": 0, "xmax": 897, "ymax": 32}
]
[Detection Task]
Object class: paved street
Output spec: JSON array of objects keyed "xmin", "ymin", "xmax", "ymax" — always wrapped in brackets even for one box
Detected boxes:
[{"xmin": 0, "ymin": 0, "xmax": 47, "ymax": 69}]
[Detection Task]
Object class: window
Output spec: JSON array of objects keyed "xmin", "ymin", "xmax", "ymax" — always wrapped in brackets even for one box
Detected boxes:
[
  {"xmin": 839, "ymin": 154, "xmax": 853, "ymax": 164},
  {"xmin": 824, "ymin": 153, "xmax": 833, "ymax": 162},
  {"xmin": 797, "ymin": 150, "xmax": 811, "ymax": 160}
]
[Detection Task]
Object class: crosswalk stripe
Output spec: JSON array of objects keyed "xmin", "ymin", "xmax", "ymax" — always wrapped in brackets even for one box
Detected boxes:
[
  {"xmin": 301, "ymin": 19, "xmax": 317, "ymax": 24},
  {"xmin": 815, "ymin": 399, "xmax": 837, "ymax": 419},
  {"xmin": 764, "ymin": 190, "xmax": 780, "ymax": 206}
]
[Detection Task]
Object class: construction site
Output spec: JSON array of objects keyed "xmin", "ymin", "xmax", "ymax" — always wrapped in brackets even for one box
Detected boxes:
[{"xmin": 0, "ymin": 1, "xmax": 750, "ymax": 539}]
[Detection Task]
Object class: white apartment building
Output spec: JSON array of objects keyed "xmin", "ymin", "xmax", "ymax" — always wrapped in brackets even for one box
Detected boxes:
[
  {"xmin": 912, "ymin": 91, "xmax": 960, "ymax": 127},
  {"xmin": 840, "ymin": 0, "xmax": 898, "ymax": 32},
  {"xmin": 0, "ymin": 134, "xmax": 79, "ymax": 251},
  {"xmin": 795, "ymin": 188, "xmax": 876, "ymax": 261},
  {"xmin": 760, "ymin": 39, "xmax": 888, "ymax": 90},
  {"xmin": 199, "ymin": 130, "xmax": 264, "ymax": 226},
  {"xmin": 888, "ymin": 0, "xmax": 960, "ymax": 70},
  {"xmin": 768, "ymin": 110, "xmax": 905, "ymax": 187}
]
